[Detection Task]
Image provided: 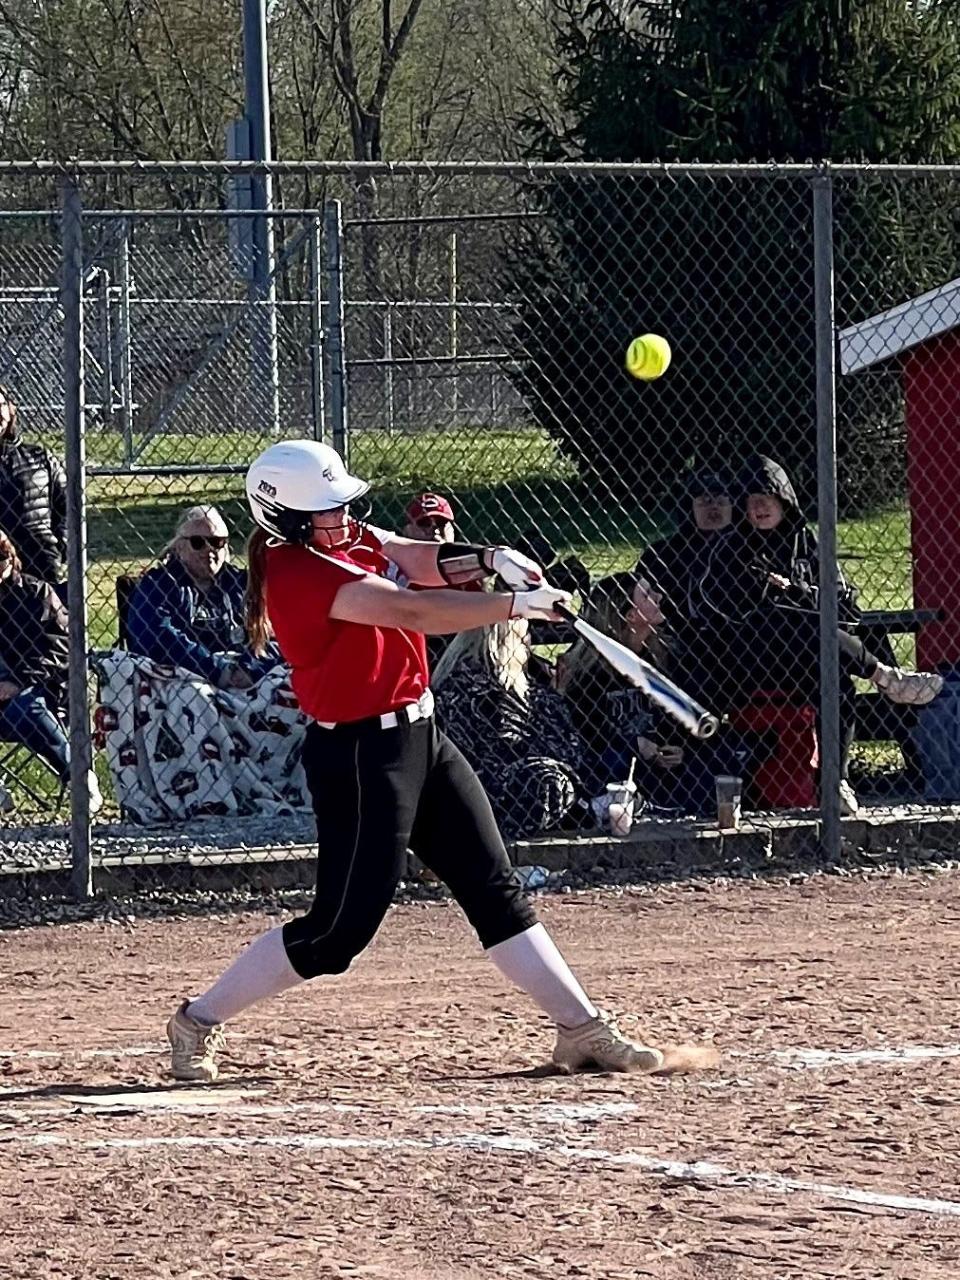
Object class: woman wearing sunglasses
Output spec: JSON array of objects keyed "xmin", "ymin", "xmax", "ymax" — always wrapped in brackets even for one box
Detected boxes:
[{"xmin": 127, "ymin": 505, "xmax": 277, "ymax": 689}]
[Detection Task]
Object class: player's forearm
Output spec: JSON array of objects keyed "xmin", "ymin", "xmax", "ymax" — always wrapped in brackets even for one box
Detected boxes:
[
  {"xmin": 409, "ymin": 588, "xmax": 513, "ymax": 634},
  {"xmin": 382, "ymin": 537, "xmax": 445, "ymax": 586}
]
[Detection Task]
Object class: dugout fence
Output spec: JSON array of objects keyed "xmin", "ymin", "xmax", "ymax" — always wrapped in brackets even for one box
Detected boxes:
[{"xmin": 0, "ymin": 160, "xmax": 958, "ymax": 900}]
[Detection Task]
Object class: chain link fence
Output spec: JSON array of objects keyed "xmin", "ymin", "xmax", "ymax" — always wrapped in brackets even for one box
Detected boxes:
[{"xmin": 2, "ymin": 161, "xmax": 960, "ymax": 902}]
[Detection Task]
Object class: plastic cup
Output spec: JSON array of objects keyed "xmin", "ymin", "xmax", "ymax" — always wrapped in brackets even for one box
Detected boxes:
[
  {"xmin": 605, "ymin": 781, "xmax": 636, "ymax": 836},
  {"xmin": 715, "ymin": 775, "xmax": 743, "ymax": 831}
]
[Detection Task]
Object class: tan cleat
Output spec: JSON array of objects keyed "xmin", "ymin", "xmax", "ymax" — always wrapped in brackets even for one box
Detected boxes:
[
  {"xmin": 552, "ymin": 1011, "xmax": 665, "ymax": 1075},
  {"xmin": 166, "ymin": 999, "xmax": 225, "ymax": 1082},
  {"xmin": 875, "ymin": 666, "xmax": 943, "ymax": 707}
]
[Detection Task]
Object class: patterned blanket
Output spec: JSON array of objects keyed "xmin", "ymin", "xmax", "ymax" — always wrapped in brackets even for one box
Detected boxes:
[{"xmin": 92, "ymin": 650, "xmax": 311, "ymax": 824}]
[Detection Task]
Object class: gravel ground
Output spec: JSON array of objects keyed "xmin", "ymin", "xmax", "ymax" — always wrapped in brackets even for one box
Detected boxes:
[
  {"xmin": 5, "ymin": 875, "xmax": 960, "ymax": 1278},
  {"xmin": 3, "ymin": 803, "xmax": 960, "ymax": 932},
  {"xmin": 3, "ymin": 801, "xmax": 960, "ymax": 873},
  {"xmin": 2, "ymin": 833, "xmax": 960, "ymax": 929},
  {"xmin": 0, "ymin": 812, "xmax": 318, "ymax": 870}
]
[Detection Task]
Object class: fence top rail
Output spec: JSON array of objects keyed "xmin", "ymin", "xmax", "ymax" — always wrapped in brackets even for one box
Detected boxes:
[{"xmin": 2, "ymin": 159, "xmax": 960, "ymax": 178}]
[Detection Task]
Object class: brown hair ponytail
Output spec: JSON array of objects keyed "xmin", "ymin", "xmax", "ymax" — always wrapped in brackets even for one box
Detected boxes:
[{"xmin": 245, "ymin": 526, "xmax": 272, "ymax": 656}]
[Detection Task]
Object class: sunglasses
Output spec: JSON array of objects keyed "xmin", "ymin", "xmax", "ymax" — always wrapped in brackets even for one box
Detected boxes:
[
  {"xmin": 186, "ymin": 535, "xmax": 228, "ymax": 551},
  {"xmin": 416, "ymin": 516, "xmax": 451, "ymax": 530}
]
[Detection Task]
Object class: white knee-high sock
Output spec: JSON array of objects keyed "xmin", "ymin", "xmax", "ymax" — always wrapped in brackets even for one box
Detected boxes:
[
  {"xmin": 486, "ymin": 923, "xmax": 598, "ymax": 1028},
  {"xmin": 187, "ymin": 926, "xmax": 303, "ymax": 1026}
]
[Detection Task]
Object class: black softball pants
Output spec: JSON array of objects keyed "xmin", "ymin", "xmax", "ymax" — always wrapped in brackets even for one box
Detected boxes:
[{"xmin": 282, "ymin": 714, "xmax": 537, "ymax": 979}]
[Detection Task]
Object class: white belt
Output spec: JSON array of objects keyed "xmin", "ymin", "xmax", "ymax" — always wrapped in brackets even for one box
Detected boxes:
[{"xmin": 318, "ymin": 688, "xmax": 434, "ymax": 731}]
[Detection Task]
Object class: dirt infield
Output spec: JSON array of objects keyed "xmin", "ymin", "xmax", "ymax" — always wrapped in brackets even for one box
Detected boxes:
[{"xmin": 3, "ymin": 871, "xmax": 960, "ymax": 1280}]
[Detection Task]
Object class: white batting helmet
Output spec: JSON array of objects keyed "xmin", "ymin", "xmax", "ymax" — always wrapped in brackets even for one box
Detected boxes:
[{"xmin": 245, "ymin": 440, "xmax": 370, "ymax": 543}]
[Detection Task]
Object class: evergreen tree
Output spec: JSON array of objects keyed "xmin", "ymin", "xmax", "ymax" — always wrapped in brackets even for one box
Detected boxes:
[{"xmin": 509, "ymin": 0, "xmax": 960, "ymax": 514}]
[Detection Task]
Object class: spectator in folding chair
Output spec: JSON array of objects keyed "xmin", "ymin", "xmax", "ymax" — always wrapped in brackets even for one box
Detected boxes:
[
  {"xmin": 0, "ymin": 386, "xmax": 67, "ymax": 589},
  {"xmin": 0, "ymin": 527, "xmax": 102, "ymax": 812},
  {"xmin": 100, "ymin": 505, "xmax": 304, "ymax": 823},
  {"xmin": 126, "ymin": 504, "xmax": 279, "ymax": 687}
]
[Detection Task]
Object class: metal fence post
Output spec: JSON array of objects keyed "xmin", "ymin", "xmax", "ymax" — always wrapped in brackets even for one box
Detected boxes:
[
  {"xmin": 61, "ymin": 176, "xmax": 93, "ymax": 899},
  {"xmin": 383, "ymin": 307, "xmax": 395, "ymax": 436},
  {"xmin": 813, "ymin": 169, "xmax": 841, "ymax": 862},
  {"xmin": 97, "ymin": 266, "xmax": 113, "ymax": 427},
  {"xmin": 243, "ymin": 0, "xmax": 281, "ymax": 438},
  {"xmin": 116, "ymin": 218, "xmax": 135, "ymax": 468},
  {"xmin": 308, "ymin": 215, "xmax": 325, "ymax": 442},
  {"xmin": 323, "ymin": 199, "xmax": 349, "ymax": 460},
  {"xmin": 449, "ymin": 231, "xmax": 459, "ymax": 427}
]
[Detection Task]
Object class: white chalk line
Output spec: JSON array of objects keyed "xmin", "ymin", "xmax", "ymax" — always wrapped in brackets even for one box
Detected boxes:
[
  {"xmin": 5, "ymin": 1038, "xmax": 960, "ymax": 1069},
  {"xmin": 0, "ymin": 1044, "xmax": 166, "ymax": 1061},
  {"xmin": 773, "ymin": 1044, "xmax": 960, "ymax": 1069},
  {"xmin": 0, "ymin": 1098, "xmax": 639, "ymax": 1124},
  {"xmin": 12, "ymin": 1125, "xmax": 960, "ymax": 1220}
]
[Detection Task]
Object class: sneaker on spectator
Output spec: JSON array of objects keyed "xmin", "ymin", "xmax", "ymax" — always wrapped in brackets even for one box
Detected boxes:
[
  {"xmin": 87, "ymin": 770, "xmax": 104, "ymax": 815},
  {"xmin": 875, "ymin": 666, "xmax": 943, "ymax": 706},
  {"xmin": 838, "ymin": 780, "xmax": 860, "ymax": 818},
  {"xmin": 66, "ymin": 770, "xmax": 104, "ymax": 815},
  {"xmin": 553, "ymin": 1010, "xmax": 664, "ymax": 1074},
  {"xmin": 166, "ymin": 1000, "xmax": 225, "ymax": 1082}
]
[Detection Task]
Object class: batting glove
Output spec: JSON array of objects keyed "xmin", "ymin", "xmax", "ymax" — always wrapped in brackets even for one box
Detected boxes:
[
  {"xmin": 483, "ymin": 546, "xmax": 544, "ymax": 590},
  {"xmin": 510, "ymin": 586, "xmax": 571, "ymax": 621}
]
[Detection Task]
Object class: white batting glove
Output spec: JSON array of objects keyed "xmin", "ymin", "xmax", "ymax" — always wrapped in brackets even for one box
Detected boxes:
[
  {"xmin": 483, "ymin": 546, "xmax": 544, "ymax": 590},
  {"xmin": 510, "ymin": 586, "xmax": 571, "ymax": 621}
]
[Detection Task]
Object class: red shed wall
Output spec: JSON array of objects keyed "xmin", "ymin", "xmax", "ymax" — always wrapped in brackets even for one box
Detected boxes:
[{"xmin": 905, "ymin": 331, "xmax": 960, "ymax": 670}]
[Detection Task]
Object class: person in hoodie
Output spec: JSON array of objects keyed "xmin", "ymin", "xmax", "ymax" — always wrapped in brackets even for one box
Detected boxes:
[
  {"xmin": 636, "ymin": 465, "xmax": 735, "ymax": 630},
  {"xmin": 0, "ymin": 387, "xmax": 66, "ymax": 585},
  {"xmin": 696, "ymin": 454, "xmax": 942, "ymax": 814}
]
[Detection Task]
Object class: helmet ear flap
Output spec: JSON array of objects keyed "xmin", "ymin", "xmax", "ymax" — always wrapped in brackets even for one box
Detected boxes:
[{"xmin": 275, "ymin": 508, "xmax": 314, "ymax": 545}]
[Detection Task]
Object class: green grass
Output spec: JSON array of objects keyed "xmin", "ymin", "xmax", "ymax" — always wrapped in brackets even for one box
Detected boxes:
[
  {"xmin": 83, "ymin": 427, "xmax": 659, "ymax": 648},
  {"xmin": 82, "ymin": 427, "xmax": 916, "ymax": 649}
]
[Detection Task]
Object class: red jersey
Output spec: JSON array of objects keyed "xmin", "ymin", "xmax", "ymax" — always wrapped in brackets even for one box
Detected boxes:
[{"xmin": 266, "ymin": 527, "xmax": 429, "ymax": 723}]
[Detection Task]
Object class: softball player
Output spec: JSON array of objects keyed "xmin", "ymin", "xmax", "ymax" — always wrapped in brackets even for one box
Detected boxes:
[{"xmin": 167, "ymin": 440, "xmax": 670, "ymax": 1082}]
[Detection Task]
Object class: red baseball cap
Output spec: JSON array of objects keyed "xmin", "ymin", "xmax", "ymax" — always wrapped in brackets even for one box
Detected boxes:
[{"xmin": 406, "ymin": 492, "xmax": 455, "ymax": 524}]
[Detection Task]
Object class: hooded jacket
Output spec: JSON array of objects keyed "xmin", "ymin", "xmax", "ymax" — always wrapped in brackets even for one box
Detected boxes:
[
  {"xmin": 696, "ymin": 455, "xmax": 858, "ymax": 626},
  {"xmin": 0, "ymin": 427, "xmax": 67, "ymax": 583},
  {"xmin": 636, "ymin": 467, "xmax": 735, "ymax": 625}
]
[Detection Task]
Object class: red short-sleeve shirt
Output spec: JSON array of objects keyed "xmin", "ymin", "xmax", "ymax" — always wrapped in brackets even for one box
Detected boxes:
[{"xmin": 266, "ymin": 527, "xmax": 429, "ymax": 723}]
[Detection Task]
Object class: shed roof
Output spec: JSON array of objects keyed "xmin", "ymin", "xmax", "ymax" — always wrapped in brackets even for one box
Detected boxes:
[{"xmin": 839, "ymin": 276, "xmax": 960, "ymax": 375}]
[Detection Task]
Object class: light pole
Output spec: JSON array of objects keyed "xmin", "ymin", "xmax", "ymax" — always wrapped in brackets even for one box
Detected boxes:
[{"xmin": 241, "ymin": 0, "xmax": 281, "ymax": 435}]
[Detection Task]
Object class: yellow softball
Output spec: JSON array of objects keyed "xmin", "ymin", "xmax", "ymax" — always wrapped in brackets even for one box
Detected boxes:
[{"xmin": 625, "ymin": 333, "xmax": 672, "ymax": 380}]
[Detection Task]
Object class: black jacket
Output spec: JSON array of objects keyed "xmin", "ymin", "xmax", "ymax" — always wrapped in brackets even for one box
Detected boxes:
[
  {"xmin": 697, "ymin": 455, "xmax": 859, "ymax": 626},
  {"xmin": 638, "ymin": 529, "xmax": 721, "ymax": 626},
  {"xmin": 0, "ymin": 573, "xmax": 69, "ymax": 703},
  {"xmin": 0, "ymin": 429, "xmax": 67, "ymax": 582},
  {"xmin": 636, "ymin": 466, "xmax": 735, "ymax": 625}
]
